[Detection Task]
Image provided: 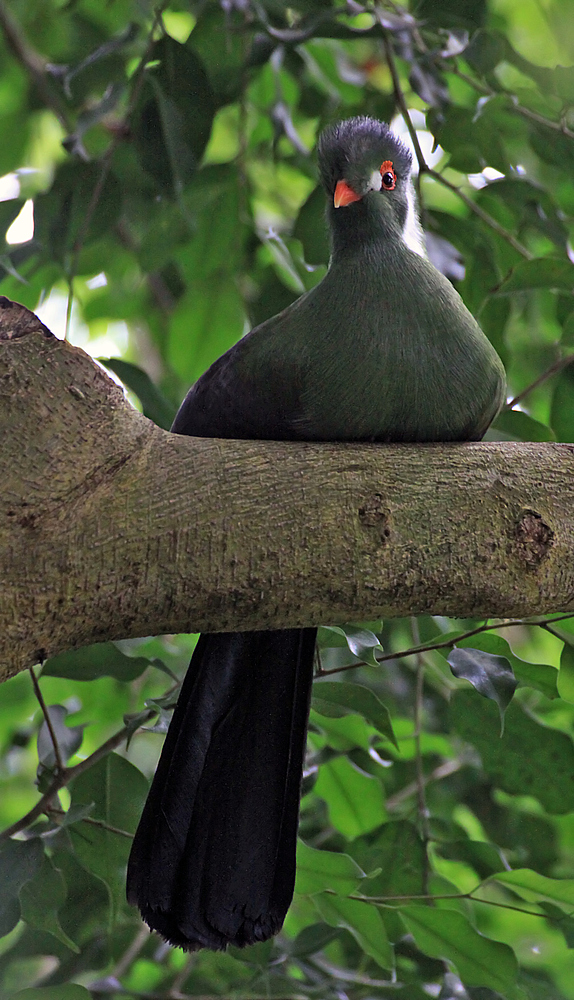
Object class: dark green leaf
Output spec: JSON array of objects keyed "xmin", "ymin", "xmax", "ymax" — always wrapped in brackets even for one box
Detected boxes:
[
  {"xmin": 99, "ymin": 358, "xmax": 176, "ymax": 429},
  {"xmin": 496, "ymin": 258, "xmax": 574, "ymax": 294},
  {"xmin": 450, "ymin": 690, "xmax": 574, "ymax": 814},
  {"xmin": 492, "ymin": 409, "xmax": 555, "ymax": 442},
  {"xmin": 0, "ymin": 838, "xmax": 44, "ymax": 936},
  {"xmin": 41, "ymin": 642, "xmax": 151, "ymax": 681},
  {"xmin": 19, "ymin": 856, "xmax": 79, "ymax": 952},
  {"xmin": 133, "ymin": 37, "xmax": 215, "ymax": 194},
  {"xmin": 292, "ymin": 184, "xmax": 330, "ymax": 266},
  {"xmin": 551, "ymin": 364, "xmax": 574, "ymax": 442},
  {"xmin": 34, "ymin": 162, "xmax": 121, "ymax": 264},
  {"xmin": 288, "ymin": 922, "xmax": 340, "ymax": 957},
  {"xmin": 447, "ymin": 647, "xmax": 517, "ymax": 730},
  {"xmin": 13, "ymin": 988, "xmax": 92, "ymax": 1000}
]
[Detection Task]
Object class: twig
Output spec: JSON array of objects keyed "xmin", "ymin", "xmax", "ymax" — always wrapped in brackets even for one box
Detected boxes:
[
  {"xmin": 351, "ymin": 889, "xmax": 546, "ymax": 919},
  {"xmin": 450, "ymin": 64, "xmax": 574, "ymax": 140},
  {"xmin": 410, "ymin": 617, "xmax": 430, "ymax": 888},
  {"xmin": 0, "ymin": 1, "xmax": 72, "ymax": 130},
  {"xmin": 81, "ymin": 816, "xmax": 134, "ymax": 838},
  {"xmin": 110, "ymin": 925, "xmax": 151, "ymax": 979},
  {"xmin": 505, "ymin": 353, "xmax": 574, "ymax": 409},
  {"xmin": 169, "ymin": 954, "xmax": 196, "ymax": 997},
  {"xmin": 316, "ymin": 612, "xmax": 574, "ymax": 677},
  {"xmin": 29, "ymin": 666, "xmax": 64, "ymax": 773},
  {"xmin": 0, "ymin": 709, "xmax": 156, "ymax": 841},
  {"xmin": 381, "ymin": 28, "xmax": 427, "ymax": 173},
  {"xmin": 426, "ymin": 168, "xmax": 534, "ymax": 259},
  {"xmin": 386, "ymin": 757, "xmax": 462, "ymax": 810}
]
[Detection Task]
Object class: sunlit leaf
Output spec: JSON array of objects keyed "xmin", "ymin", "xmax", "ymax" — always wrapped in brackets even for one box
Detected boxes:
[
  {"xmin": 313, "ymin": 681, "xmax": 397, "ymax": 746},
  {"xmin": 295, "ymin": 840, "xmax": 365, "ymax": 896},
  {"xmin": 315, "ymin": 755, "xmax": 386, "ymax": 839},
  {"xmin": 314, "ymin": 894, "xmax": 392, "ymax": 970}
]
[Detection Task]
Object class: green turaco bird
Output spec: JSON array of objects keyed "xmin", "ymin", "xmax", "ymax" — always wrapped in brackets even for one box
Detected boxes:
[{"xmin": 127, "ymin": 116, "xmax": 506, "ymax": 952}]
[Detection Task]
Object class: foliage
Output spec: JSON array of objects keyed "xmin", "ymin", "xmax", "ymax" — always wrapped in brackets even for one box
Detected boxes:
[{"xmin": 2, "ymin": 0, "xmax": 574, "ymax": 997}]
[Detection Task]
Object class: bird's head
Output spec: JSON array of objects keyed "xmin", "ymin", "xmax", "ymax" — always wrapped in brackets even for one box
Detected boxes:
[{"xmin": 318, "ymin": 117, "xmax": 424, "ymax": 256}]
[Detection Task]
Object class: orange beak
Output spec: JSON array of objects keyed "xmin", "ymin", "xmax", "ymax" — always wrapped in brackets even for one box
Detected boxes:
[{"xmin": 334, "ymin": 179, "xmax": 362, "ymax": 208}]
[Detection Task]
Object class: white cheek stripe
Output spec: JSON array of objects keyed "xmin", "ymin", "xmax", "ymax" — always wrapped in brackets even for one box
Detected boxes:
[
  {"xmin": 369, "ymin": 169, "xmax": 383, "ymax": 192},
  {"xmin": 402, "ymin": 180, "xmax": 426, "ymax": 258}
]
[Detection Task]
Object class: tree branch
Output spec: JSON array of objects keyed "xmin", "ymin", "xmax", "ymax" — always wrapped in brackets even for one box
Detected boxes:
[{"xmin": 1, "ymin": 297, "xmax": 574, "ymax": 682}]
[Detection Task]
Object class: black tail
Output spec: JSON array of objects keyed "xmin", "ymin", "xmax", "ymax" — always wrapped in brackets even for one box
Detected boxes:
[{"xmin": 127, "ymin": 628, "xmax": 317, "ymax": 951}]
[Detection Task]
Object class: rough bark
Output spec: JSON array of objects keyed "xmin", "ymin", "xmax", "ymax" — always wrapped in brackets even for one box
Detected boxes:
[{"xmin": 1, "ymin": 297, "xmax": 573, "ymax": 682}]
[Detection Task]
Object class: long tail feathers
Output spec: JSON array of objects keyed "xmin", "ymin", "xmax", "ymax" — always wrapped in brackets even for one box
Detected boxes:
[{"xmin": 127, "ymin": 628, "xmax": 317, "ymax": 951}]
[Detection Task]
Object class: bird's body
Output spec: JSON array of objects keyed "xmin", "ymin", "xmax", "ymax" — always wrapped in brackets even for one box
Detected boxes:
[{"xmin": 127, "ymin": 117, "xmax": 506, "ymax": 952}]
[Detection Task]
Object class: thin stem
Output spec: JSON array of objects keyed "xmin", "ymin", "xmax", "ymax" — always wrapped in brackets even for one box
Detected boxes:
[
  {"xmin": 505, "ymin": 354, "xmax": 574, "ymax": 409},
  {"xmin": 108, "ymin": 925, "xmax": 150, "ymax": 980},
  {"xmin": 386, "ymin": 757, "xmax": 462, "ymax": 811},
  {"xmin": 381, "ymin": 29, "xmax": 427, "ymax": 173},
  {"xmin": 316, "ymin": 613, "xmax": 574, "ymax": 677},
  {"xmin": 81, "ymin": 816, "xmax": 134, "ymax": 838},
  {"xmin": 348, "ymin": 889, "xmax": 546, "ymax": 918},
  {"xmin": 450, "ymin": 64, "xmax": 574, "ymax": 140},
  {"xmin": 426, "ymin": 168, "xmax": 534, "ymax": 259},
  {"xmin": 29, "ymin": 666, "xmax": 64, "ymax": 773},
  {"xmin": 0, "ymin": 709, "xmax": 155, "ymax": 842}
]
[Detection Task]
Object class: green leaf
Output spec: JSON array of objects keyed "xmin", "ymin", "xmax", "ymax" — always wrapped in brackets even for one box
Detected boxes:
[
  {"xmin": 492, "ymin": 869, "xmax": 574, "ymax": 910},
  {"xmin": 68, "ymin": 753, "xmax": 148, "ymax": 914},
  {"xmin": 437, "ymin": 840, "xmax": 508, "ymax": 879},
  {"xmin": 168, "ymin": 272, "xmax": 244, "ymax": 383},
  {"xmin": 558, "ymin": 644, "xmax": 574, "ymax": 704},
  {"xmin": 34, "ymin": 162, "xmax": 121, "ymax": 264},
  {"xmin": 42, "ymin": 642, "xmax": 151, "ymax": 681},
  {"xmin": 400, "ymin": 905, "xmax": 517, "ymax": 992},
  {"xmin": 288, "ymin": 922, "xmax": 340, "ymax": 957},
  {"xmin": 13, "ymin": 988, "xmax": 92, "ymax": 1000},
  {"xmin": 293, "ymin": 185, "xmax": 330, "ymax": 266},
  {"xmin": 99, "ymin": 358, "xmax": 176, "ymax": 430},
  {"xmin": 443, "ymin": 631, "xmax": 558, "ymax": 699},
  {"xmin": 447, "ymin": 647, "xmax": 517, "ymax": 731},
  {"xmin": 313, "ymin": 681, "xmax": 397, "ymax": 747},
  {"xmin": 496, "ymin": 258, "xmax": 574, "ymax": 293},
  {"xmin": 315, "ymin": 755, "xmax": 386, "ymax": 839},
  {"xmin": 314, "ymin": 894, "xmax": 392, "ymax": 970},
  {"xmin": 19, "ymin": 856, "xmax": 79, "ymax": 952},
  {"xmin": 295, "ymin": 840, "xmax": 365, "ymax": 896},
  {"xmin": 0, "ymin": 838, "xmax": 44, "ymax": 936},
  {"xmin": 551, "ymin": 364, "xmax": 574, "ymax": 442},
  {"xmin": 317, "ymin": 624, "xmax": 382, "ymax": 665},
  {"xmin": 450, "ymin": 690, "xmax": 574, "ymax": 814},
  {"xmin": 492, "ymin": 409, "xmax": 555, "ymax": 442}
]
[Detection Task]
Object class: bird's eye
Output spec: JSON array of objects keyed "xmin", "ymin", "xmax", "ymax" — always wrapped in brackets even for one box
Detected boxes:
[{"xmin": 380, "ymin": 160, "xmax": 396, "ymax": 191}]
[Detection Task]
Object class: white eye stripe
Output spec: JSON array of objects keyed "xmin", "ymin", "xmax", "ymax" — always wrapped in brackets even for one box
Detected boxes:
[{"xmin": 369, "ymin": 169, "xmax": 382, "ymax": 192}]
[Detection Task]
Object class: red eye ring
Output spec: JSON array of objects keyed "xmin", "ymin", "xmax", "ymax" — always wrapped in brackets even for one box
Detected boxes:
[{"xmin": 380, "ymin": 160, "xmax": 396, "ymax": 190}]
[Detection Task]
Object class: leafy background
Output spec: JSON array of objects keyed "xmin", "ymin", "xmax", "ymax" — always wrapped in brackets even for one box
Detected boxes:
[{"xmin": 2, "ymin": 0, "xmax": 574, "ymax": 997}]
